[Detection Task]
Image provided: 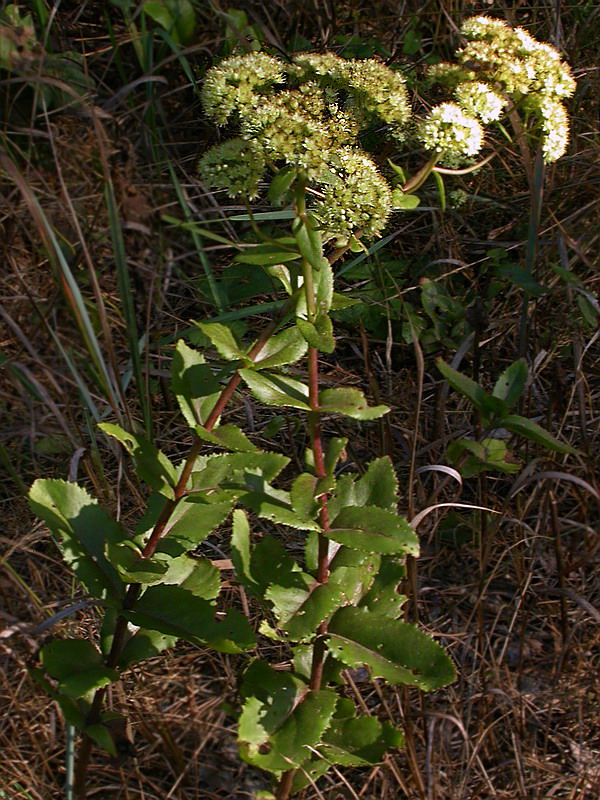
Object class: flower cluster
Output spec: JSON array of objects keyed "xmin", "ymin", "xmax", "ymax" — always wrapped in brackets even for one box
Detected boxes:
[
  {"xmin": 418, "ymin": 102, "xmax": 484, "ymax": 158},
  {"xmin": 199, "ymin": 50, "xmax": 406, "ymax": 241},
  {"xmin": 198, "ymin": 138, "xmax": 266, "ymax": 199},
  {"xmin": 200, "ymin": 53, "xmax": 284, "ymax": 124},
  {"xmin": 312, "ymin": 149, "xmax": 392, "ymax": 243},
  {"xmin": 426, "ymin": 17, "xmax": 575, "ymax": 163},
  {"xmin": 455, "ymin": 81, "xmax": 505, "ymax": 123}
]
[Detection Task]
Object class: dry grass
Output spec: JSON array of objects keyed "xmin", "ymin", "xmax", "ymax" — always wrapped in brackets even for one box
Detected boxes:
[{"xmin": 1, "ymin": 1, "xmax": 599, "ymax": 799}]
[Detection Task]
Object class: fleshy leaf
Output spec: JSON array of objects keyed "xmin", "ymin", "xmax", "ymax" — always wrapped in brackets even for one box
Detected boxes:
[
  {"xmin": 253, "ymin": 327, "xmax": 308, "ymax": 370},
  {"xmin": 170, "ymin": 340, "xmax": 220, "ymax": 427},
  {"xmin": 194, "ymin": 322, "xmax": 245, "ymax": 361},
  {"xmin": 292, "ymin": 212, "xmax": 324, "ymax": 272},
  {"xmin": 297, "ymin": 313, "xmax": 335, "ymax": 353},
  {"xmin": 118, "ymin": 629, "xmax": 179, "ymax": 668},
  {"xmin": 238, "ymin": 660, "xmax": 338, "ymax": 774},
  {"xmin": 240, "ymin": 474, "xmax": 321, "ymax": 532},
  {"xmin": 327, "ymin": 506, "xmax": 419, "ymax": 555},
  {"xmin": 492, "ymin": 359, "xmax": 528, "ymax": 406},
  {"xmin": 500, "ymin": 414, "xmax": 579, "ymax": 454},
  {"xmin": 41, "ymin": 639, "xmax": 118, "ymax": 698},
  {"xmin": 436, "ymin": 359, "xmax": 486, "ymax": 411},
  {"xmin": 124, "ymin": 584, "xmax": 254, "ymax": 654},
  {"xmin": 235, "ymin": 239, "xmax": 302, "ymax": 265},
  {"xmin": 193, "ymin": 423, "xmax": 258, "ymax": 452},
  {"xmin": 28, "ymin": 479, "xmax": 125, "ymax": 601},
  {"xmin": 99, "ymin": 423, "xmax": 178, "ymax": 498},
  {"xmin": 318, "ymin": 388, "xmax": 389, "ymax": 420},
  {"xmin": 327, "ymin": 607, "xmax": 456, "ymax": 690},
  {"xmin": 267, "ymin": 581, "xmax": 346, "ymax": 642},
  {"xmin": 239, "ymin": 369, "xmax": 310, "ymax": 410}
]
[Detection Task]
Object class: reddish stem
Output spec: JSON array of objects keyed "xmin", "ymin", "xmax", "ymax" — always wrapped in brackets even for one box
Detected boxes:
[{"xmin": 73, "ymin": 312, "xmax": 284, "ymax": 798}]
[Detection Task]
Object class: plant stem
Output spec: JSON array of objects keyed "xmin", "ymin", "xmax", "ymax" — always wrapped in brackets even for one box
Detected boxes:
[
  {"xmin": 275, "ymin": 250, "xmax": 331, "ymax": 800},
  {"xmin": 73, "ymin": 310, "xmax": 286, "ymax": 798}
]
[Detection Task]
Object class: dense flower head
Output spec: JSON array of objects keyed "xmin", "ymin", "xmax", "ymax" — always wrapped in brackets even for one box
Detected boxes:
[
  {"xmin": 418, "ymin": 103, "xmax": 484, "ymax": 158},
  {"xmin": 457, "ymin": 16, "xmax": 575, "ymax": 102},
  {"xmin": 427, "ymin": 62, "xmax": 476, "ymax": 90},
  {"xmin": 200, "ymin": 52, "xmax": 284, "ymax": 124},
  {"xmin": 198, "ymin": 138, "xmax": 266, "ymax": 199},
  {"xmin": 311, "ymin": 149, "xmax": 392, "ymax": 244},
  {"xmin": 455, "ymin": 81, "xmax": 506, "ymax": 122},
  {"xmin": 526, "ymin": 96, "xmax": 570, "ymax": 162}
]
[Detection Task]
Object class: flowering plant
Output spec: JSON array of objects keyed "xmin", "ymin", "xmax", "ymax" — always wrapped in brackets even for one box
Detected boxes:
[{"xmin": 28, "ymin": 17, "xmax": 575, "ymax": 800}]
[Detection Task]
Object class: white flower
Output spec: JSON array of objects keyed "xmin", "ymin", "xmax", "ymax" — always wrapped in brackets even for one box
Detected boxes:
[
  {"xmin": 419, "ymin": 103, "xmax": 484, "ymax": 157},
  {"xmin": 455, "ymin": 81, "xmax": 506, "ymax": 122},
  {"xmin": 201, "ymin": 53, "xmax": 284, "ymax": 124},
  {"xmin": 535, "ymin": 97, "xmax": 570, "ymax": 162}
]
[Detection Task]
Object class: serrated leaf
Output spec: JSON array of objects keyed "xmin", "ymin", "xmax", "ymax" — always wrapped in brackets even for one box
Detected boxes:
[
  {"xmin": 235, "ymin": 240, "xmax": 301, "ymax": 266},
  {"xmin": 436, "ymin": 360, "xmax": 486, "ymax": 412},
  {"xmin": 171, "ymin": 340, "xmax": 220, "ymax": 427},
  {"xmin": 84, "ymin": 723, "xmax": 117, "ymax": 757},
  {"xmin": 28, "ymin": 479, "xmax": 125, "ymax": 601},
  {"xmin": 239, "ymin": 369, "xmax": 310, "ymax": 410},
  {"xmin": 267, "ymin": 581, "xmax": 346, "ymax": 642},
  {"xmin": 297, "ymin": 313, "xmax": 335, "ymax": 353},
  {"xmin": 292, "ymin": 212, "xmax": 324, "ymax": 271},
  {"xmin": 358, "ymin": 555, "xmax": 407, "ymax": 617},
  {"xmin": 318, "ymin": 388, "xmax": 389, "ymax": 420},
  {"xmin": 142, "ymin": 496, "xmax": 234, "ymax": 552},
  {"xmin": 324, "ymin": 437, "xmax": 348, "ymax": 476},
  {"xmin": 329, "ymin": 548, "xmax": 380, "ymax": 605},
  {"xmin": 354, "ymin": 457, "xmax": 398, "ymax": 512},
  {"xmin": 500, "ymin": 414, "xmax": 579, "ymax": 454},
  {"xmin": 41, "ymin": 639, "xmax": 118, "ymax": 698},
  {"xmin": 107, "ymin": 542, "xmax": 169, "ymax": 584},
  {"xmin": 253, "ymin": 327, "xmax": 308, "ymax": 370},
  {"xmin": 327, "ymin": 607, "xmax": 456, "ymax": 690},
  {"xmin": 240, "ymin": 475, "xmax": 321, "ymax": 532},
  {"xmin": 492, "ymin": 359, "xmax": 528, "ymax": 406},
  {"xmin": 238, "ymin": 661, "xmax": 338, "ymax": 774},
  {"xmin": 194, "ymin": 423, "xmax": 258, "ymax": 452},
  {"xmin": 327, "ymin": 506, "xmax": 418, "ymax": 555},
  {"xmin": 290, "ymin": 473, "xmax": 322, "ymax": 521},
  {"xmin": 194, "ymin": 322, "xmax": 245, "ymax": 361},
  {"xmin": 124, "ymin": 585, "xmax": 254, "ymax": 653},
  {"xmin": 98, "ymin": 423, "xmax": 177, "ymax": 498},
  {"xmin": 142, "ymin": 0, "xmax": 196, "ymax": 45},
  {"xmin": 118, "ymin": 629, "xmax": 179, "ymax": 668},
  {"xmin": 190, "ymin": 451, "xmax": 290, "ymax": 492},
  {"xmin": 236, "ymin": 532, "xmax": 312, "ymax": 600}
]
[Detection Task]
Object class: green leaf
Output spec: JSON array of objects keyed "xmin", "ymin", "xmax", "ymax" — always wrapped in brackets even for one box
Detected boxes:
[
  {"xmin": 235, "ymin": 240, "xmax": 301, "ymax": 266},
  {"xmin": 500, "ymin": 414, "xmax": 579, "ymax": 454},
  {"xmin": 239, "ymin": 369, "xmax": 310, "ymax": 410},
  {"xmin": 194, "ymin": 322, "xmax": 245, "ymax": 361},
  {"xmin": 327, "ymin": 506, "xmax": 418, "ymax": 555},
  {"xmin": 124, "ymin": 585, "xmax": 255, "ymax": 653},
  {"xmin": 329, "ymin": 548, "xmax": 380, "ymax": 605},
  {"xmin": 327, "ymin": 607, "xmax": 456, "ymax": 690},
  {"xmin": 358, "ymin": 555, "xmax": 406, "ymax": 617},
  {"xmin": 324, "ymin": 437, "xmax": 348, "ymax": 476},
  {"xmin": 142, "ymin": 0, "xmax": 196, "ymax": 45},
  {"xmin": 235, "ymin": 531, "xmax": 312, "ymax": 600},
  {"xmin": 28, "ymin": 479, "xmax": 125, "ymax": 601},
  {"xmin": 190, "ymin": 451, "xmax": 290, "ymax": 492},
  {"xmin": 98, "ymin": 423, "xmax": 178, "ymax": 498},
  {"xmin": 171, "ymin": 340, "xmax": 220, "ymax": 427},
  {"xmin": 41, "ymin": 640, "xmax": 118, "ymax": 698},
  {"xmin": 107, "ymin": 542, "xmax": 169, "ymax": 584},
  {"xmin": 84, "ymin": 724, "xmax": 117, "ymax": 758},
  {"xmin": 447, "ymin": 437, "xmax": 521, "ymax": 477},
  {"xmin": 194, "ymin": 423, "xmax": 258, "ymax": 452},
  {"xmin": 253, "ymin": 327, "xmax": 308, "ymax": 370},
  {"xmin": 118, "ymin": 629, "xmax": 179, "ymax": 668},
  {"xmin": 268, "ymin": 166, "xmax": 297, "ymax": 205},
  {"xmin": 290, "ymin": 473, "xmax": 323, "ymax": 521},
  {"xmin": 238, "ymin": 661, "xmax": 338, "ymax": 774},
  {"xmin": 297, "ymin": 313, "xmax": 335, "ymax": 353},
  {"xmin": 318, "ymin": 388, "xmax": 389, "ymax": 420},
  {"xmin": 292, "ymin": 212, "xmax": 324, "ymax": 271},
  {"xmin": 391, "ymin": 189, "xmax": 421, "ymax": 210},
  {"xmin": 496, "ymin": 262, "xmax": 547, "ymax": 297},
  {"xmin": 354, "ymin": 457, "xmax": 398, "ymax": 512},
  {"xmin": 240, "ymin": 475, "xmax": 321, "ymax": 532},
  {"xmin": 436, "ymin": 359, "xmax": 486, "ymax": 411},
  {"xmin": 492, "ymin": 359, "xmax": 528, "ymax": 406},
  {"xmin": 267, "ymin": 581, "xmax": 346, "ymax": 642}
]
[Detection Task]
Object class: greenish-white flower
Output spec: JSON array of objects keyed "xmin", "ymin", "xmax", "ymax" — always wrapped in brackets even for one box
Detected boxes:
[
  {"xmin": 530, "ymin": 96, "xmax": 570, "ymax": 162},
  {"xmin": 419, "ymin": 103, "xmax": 484, "ymax": 157},
  {"xmin": 198, "ymin": 138, "xmax": 266, "ymax": 199},
  {"xmin": 455, "ymin": 81, "xmax": 506, "ymax": 123},
  {"xmin": 311, "ymin": 149, "xmax": 392, "ymax": 243},
  {"xmin": 201, "ymin": 53, "xmax": 284, "ymax": 124}
]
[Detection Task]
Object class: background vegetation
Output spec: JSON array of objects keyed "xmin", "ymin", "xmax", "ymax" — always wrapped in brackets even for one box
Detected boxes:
[{"xmin": 0, "ymin": 1, "xmax": 598, "ymax": 798}]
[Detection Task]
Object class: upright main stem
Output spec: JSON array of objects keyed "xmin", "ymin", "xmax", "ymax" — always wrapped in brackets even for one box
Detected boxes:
[
  {"xmin": 275, "ymin": 233, "xmax": 332, "ymax": 798},
  {"xmin": 73, "ymin": 313, "xmax": 285, "ymax": 798}
]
